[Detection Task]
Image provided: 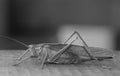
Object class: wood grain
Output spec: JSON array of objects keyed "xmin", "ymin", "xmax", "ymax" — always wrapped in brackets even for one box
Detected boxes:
[{"xmin": 0, "ymin": 50, "xmax": 120, "ymax": 76}]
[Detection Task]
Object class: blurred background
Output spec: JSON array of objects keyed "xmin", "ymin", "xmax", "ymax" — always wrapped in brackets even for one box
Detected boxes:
[{"xmin": 0, "ymin": 0, "xmax": 120, "ymax": 50}]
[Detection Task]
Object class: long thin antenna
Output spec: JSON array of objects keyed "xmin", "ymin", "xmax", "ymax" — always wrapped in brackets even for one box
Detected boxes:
[{"xmin": 0, "ymin": 35, "xmax": 28, "ymax": 48}]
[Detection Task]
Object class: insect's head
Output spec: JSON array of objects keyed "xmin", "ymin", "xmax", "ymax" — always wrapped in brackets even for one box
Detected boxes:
[{"xmin": 28, "ymin": 44, "xmax": 47, "ymax": 50}]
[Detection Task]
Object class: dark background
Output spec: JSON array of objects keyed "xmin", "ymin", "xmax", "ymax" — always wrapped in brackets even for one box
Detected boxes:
[{"xmin": 0, "ymin": 0, "xmax": 120, "ymax": 50}]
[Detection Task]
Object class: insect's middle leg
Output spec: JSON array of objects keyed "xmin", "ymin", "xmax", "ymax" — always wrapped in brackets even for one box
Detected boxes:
[
  {"xmin": 37, "ymin": 47, "xmax": 48, "ymax": 69},
  {"xmin": 13, "ymin": 56, "xmax": 31, "ymax": 66}
]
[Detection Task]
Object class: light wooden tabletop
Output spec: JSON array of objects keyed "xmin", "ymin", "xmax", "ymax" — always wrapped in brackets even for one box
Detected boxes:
[{"xmin": 0, "ymin": 50, "xmax": 120, "ymax": 76}]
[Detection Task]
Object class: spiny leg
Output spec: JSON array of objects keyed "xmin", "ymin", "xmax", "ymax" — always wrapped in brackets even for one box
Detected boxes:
[
  {"xmin": 75, "ymin": 31, "xmax": 98, "ymax": 60},
  {"xmin": 49, "ymin": 37, "xmax": 78, "ymax": 62},
  {"xmin": 17, "ymin": 48, "xmax": 31, "ymax": 61},
  {"xmin": 13, "ymin": 56, "xmax": 31, "ymax": 66},
  {"xmin": 40, "ymin": 50, "xmax": 48, "ymax": 69},
  {"xmin": 64, "ymin": 32, "xmax": 76, "ymax": 44},
  {"xmin": 74, "ymin": 31, "xmax": 111, "ymax": 68},
  {"xmin": 64, "ymin": 31, "xmax": 95, "ymax": 59},
  {"xmin": 64, "ymin": 31, "xmax": 88, "ymax": 47}
]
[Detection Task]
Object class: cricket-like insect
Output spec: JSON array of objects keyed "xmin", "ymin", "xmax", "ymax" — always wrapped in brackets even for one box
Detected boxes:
[{"xmin": 0, "ymin": 31, "xmax": 114, "ymax": 69}]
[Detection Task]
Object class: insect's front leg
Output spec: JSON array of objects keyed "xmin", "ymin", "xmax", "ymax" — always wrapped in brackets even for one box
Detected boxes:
[
  {"xmin": 13, "ymin": 56, "xmax": 32, "ymax": 66},
  {"xmin": 17, "ymin": 48, "xmax": 31, "ymax": 61}
]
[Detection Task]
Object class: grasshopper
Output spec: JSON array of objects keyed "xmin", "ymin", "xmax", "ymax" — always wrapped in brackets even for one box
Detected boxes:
[{"xmin": 0, "ymin": 31, "xmax": 114, "ymax": 69}]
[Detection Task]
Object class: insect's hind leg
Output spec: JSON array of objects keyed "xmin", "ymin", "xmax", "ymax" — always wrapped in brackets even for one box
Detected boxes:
[
  {"xmin": 63, "ymin": 31, "xmax": 76, "ymax": 44},
  {"xmin": 49, "ymin": 37, "xmax": 78, "ymax": 62},
  {"xmin": 63, "ymin": 31, "xmax": 88, "ymax": 46},
  {"xmin": 64, "ymin": 31, "xmax": 96, "ymax": 60},
  {"xmin": 76, "ymin": 31, "xmax": 98, "ymax": 60},
  {"xmin": 74, "ymin": 31, "xmax": 112, "ymax": 69}
]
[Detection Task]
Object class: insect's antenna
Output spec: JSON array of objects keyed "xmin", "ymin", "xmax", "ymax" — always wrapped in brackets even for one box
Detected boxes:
[{"xmin": 0, "ymin": 35, "xmax": 28, "ymax": 48}]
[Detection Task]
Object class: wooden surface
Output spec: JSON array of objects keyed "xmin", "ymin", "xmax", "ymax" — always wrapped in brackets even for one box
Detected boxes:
[{"xmin": 0, "ymin": 50, "xmax": 120, "ymax": 76}]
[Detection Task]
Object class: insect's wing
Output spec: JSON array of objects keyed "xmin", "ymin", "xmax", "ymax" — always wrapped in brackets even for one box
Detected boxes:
[
  {"xmin": 88, "ymin": 47, "xmax": 114, "ymax": 57},
  {"xmin": 69, "ymin": 45, "xmax": 114, "ymax": 58}
]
